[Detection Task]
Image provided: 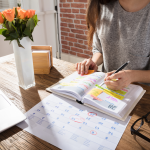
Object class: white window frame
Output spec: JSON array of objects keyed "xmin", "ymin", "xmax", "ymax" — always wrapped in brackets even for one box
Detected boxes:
[{"xmin": 0, "ymin": 0, "xmax": 21, "ymax": 12}]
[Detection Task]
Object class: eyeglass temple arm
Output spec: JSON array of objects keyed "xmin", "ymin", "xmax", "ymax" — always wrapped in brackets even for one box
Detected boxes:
[{"xmin": 135, "ymin": 131, "xmax": 150, "ymax": 142}]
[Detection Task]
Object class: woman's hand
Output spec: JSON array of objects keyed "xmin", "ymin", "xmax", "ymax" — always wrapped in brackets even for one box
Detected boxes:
[
  {"xmin": 104, "ymin": 70, "xmax": 132, "ymax": 90},
  {"xmin": 76, "ymin": 58, "xmax": 98, "ymax": 75}
]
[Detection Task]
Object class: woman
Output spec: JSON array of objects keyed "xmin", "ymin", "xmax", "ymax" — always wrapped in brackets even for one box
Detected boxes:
[{"xmin": 76, "ymin": 0, "xmax": 150, "ymax": 90}]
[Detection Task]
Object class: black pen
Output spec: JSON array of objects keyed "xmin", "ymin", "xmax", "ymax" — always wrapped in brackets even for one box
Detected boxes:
[{"xmin": 100, "ymin": 61, "xmax": 130, "ymax": 86}]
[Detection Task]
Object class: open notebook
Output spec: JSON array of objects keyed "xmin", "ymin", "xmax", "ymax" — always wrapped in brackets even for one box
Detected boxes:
[{"xmin": 46, "ymin": 71, "xmax": 146, "ymax": 121}]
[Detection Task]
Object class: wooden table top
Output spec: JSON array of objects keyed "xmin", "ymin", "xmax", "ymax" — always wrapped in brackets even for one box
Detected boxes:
[{"xmin": 0, "ymin": 54, "xmax": 150, "ymax": 150}]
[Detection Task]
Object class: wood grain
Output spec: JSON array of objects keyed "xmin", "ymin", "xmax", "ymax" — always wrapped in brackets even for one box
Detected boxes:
[{"xmin": 0, "ymin": 54, "xmax": 150, "ymax": 150}]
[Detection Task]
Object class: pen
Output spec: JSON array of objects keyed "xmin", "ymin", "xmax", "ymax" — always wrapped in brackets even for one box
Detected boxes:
[{"xmin": 100, "ymin": 61, "xmax": 130, "ymax": 86}]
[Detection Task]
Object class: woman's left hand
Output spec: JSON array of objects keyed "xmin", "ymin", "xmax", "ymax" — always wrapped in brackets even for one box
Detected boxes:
[{"xmin": 104, "ymin": 70, "xmax": 132, "ymax": 90}]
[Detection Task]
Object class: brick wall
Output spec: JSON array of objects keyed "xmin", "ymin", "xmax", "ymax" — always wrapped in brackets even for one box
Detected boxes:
[{"xmin": 60, "ymin": 0, "xmax": 92, "ymax": 59}]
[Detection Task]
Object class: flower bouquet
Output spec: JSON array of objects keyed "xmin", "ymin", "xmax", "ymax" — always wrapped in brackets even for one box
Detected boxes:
[{"xmin": 0, "ymin": 7, "xmax": 39, "ymax": 90}]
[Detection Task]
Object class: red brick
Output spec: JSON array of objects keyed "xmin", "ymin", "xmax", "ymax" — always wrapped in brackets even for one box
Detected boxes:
[
  {"xmin": 62, "ymin": 45, "xmax": 70, "ymax": 50},
  {"xmin": 61, "ymin": 18, "xmax": 73, "ymax": 23},
  {"xmin": 75, "ymin": 24, "xmax": 87, "ymax": 30},
  {"xmin": 65, "ymin": 37, "xmax": 77, "ymax": 42},
  {"xmin": 67, "ymin": 0, "xmax": 73, "ymax": 2},
  {"xmin": 80, "ymin": 9, "xmax": 86, "ymax": 14},
  {"xmin": 81, "ymin": 20, "xmax": 86, "ymax": 25},
  {"xmin": 72, "ymin": 9, "xmax": 79, "ymax": 13},
  {"xmin": 60, "ymin": 4, "xmax": 62, "ymax": 7},
  {"xmin": 74, "ymin": 43, "xmax": 87, "ymax": 49},
  {"xmin": 85, "ymin": 4, "xmax": 88, "ymax": 8},
  {"xmin": 60, "ymin": 0, "xmax": 66, "ymax": 2},
  {"xmin": 71, "ymin": 3, "xmax": 84, "ymax": 8},
  {"xmin": 63, "ymin": 14, "xmax": 75, "ymax": 18},
  {"xmin": 71, "ymin": 47, "xmax": 83, "ymax": 53},
  {"xmin": 63, "ymin": 3, "xmax": 70, "ymax": 7},
  {"xmin": 74, "ymin": 0, "xmax": 87, "ymax": 2},
  {"xmin": 74, "ymin": 20, "xmax": 80, "ymax": 24},
  {"xmin": 61, "ymin": 36, "xmax": 65, "ymax": 40},
  {"xmin": 60, "ymin": 8, "xmax": 71, "ymax": 13},
  {"xmin": 69, "ymin": 33, "xmax": 75, "ymax": 37},
  {"xmin": 78, "ymin": 39, "xmax": 83, "ymax": 44},
  {"xmin": 60, "ymin": 14, "xmax": 63, "ymax": 17},
  {"xmin": 61, "ymin": 40, "xmax": 68, "ymax": 45},
  {"xmin": 84, "ymin": 31, "xmax": 88, "ymax": 35},
  {"xmin": 61, "ymin": 27, "xmax": 70, "ymax": 32},
  {"xmin": 84, "ymin": 41, "xmax": 88, "ymax": 45},
  {"xmin": 69, "ymin": 42, "xmax": 74, "ymax": 46},
  {"xmin": 61, "ymin": 32, "xmax": 68, "ymax": 36},
  {"xmin": 84, "ymin": 50, "xmax": 93, "ymax": 55},
  {"xmin": 68, "ymin": 24, "xmax": 74, "ymax": 28},
  {"xmin": 71, "ymin": 29, "xmax": 84, "ymax": 34},
  {"xmin": 76, "ymin": 34, "xmax": 87, "ymax": 40},
  {"xmin": 62, "ymin": 49, "xmax": 69, "ymax": 53},
  {"xmin": 77, "ymin": 53, "xmax": 90, "ymax": 58},
  {"xmin": 76, "ymin": 14, "xmax": 86, "ymax": 19},
  {"xmin": 70, "ymin": 51, "xmax": 76, "ymax": 56},
  {"xmin": 61, "ymin": 22, "xmax": 68, "ymax": 27}
]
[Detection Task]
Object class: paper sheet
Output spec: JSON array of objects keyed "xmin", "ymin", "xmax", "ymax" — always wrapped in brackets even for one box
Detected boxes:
[{"xmin": 17, "ymin": 94, "xmax": 131, "ymax": 150}]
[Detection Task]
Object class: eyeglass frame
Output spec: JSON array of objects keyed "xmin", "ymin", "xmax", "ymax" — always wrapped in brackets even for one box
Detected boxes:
[{"xmin": 131, "ymin": 111, "xmax": 150, "ymax": 142}]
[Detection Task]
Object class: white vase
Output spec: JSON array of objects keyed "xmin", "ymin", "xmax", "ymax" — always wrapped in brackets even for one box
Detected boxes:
[{"xmin": 12, "ymin": 37, "xmax": 35, "ymax": 90}]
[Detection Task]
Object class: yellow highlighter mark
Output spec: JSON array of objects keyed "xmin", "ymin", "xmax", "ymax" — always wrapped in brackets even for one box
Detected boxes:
[
  {"xmin": 103, "ymin": 89, "xmax": 124, "ymax": 100},
  {"xmin": 95, "ymin": 84, "xmax": 124, "ymax": 100},
  {"xmin": 60, "ymin": 82, "xmax": 76, "ymax": 86}
]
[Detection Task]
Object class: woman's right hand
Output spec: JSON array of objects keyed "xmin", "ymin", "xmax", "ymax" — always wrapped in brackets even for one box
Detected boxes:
[{"xmin": 75, "ymin": 58, "xmax": 98, "ymax": 75}]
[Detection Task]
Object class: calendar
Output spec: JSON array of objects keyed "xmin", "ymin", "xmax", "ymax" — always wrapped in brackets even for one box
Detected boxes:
[{"xmin": 17, "ymin": 94, "xmax": 131, "ymax": 150}]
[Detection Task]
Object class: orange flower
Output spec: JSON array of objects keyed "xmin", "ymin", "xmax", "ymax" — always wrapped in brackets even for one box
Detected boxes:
[
  {"xmin": 24, "ymin": 10, "xmax": 35, "ymax": 18},
  {"xmin": 0, "ymin": 12, "xmax": 4, "ymax": 24},
  {"xmin": 29, "ymin": 10, "xmax": 35, "ymax": 18},
  {"xmin": 13, "ymin": 7, "xmax": 21, "ymax": 14},
  {"xmin": 24, "ymin": 10, "xmax": 30, "ymax": 18},
  {"xmin": 17, "ymin": 9, "xmax": 26, "ymax": 19},
  {"xmin": 3, "ymin": 9, "xmax": 14, "ymax": 22}
]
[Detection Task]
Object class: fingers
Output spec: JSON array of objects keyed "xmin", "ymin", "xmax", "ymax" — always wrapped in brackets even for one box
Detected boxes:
[
  {"xmin": 105, "ymin": 80, "xmax": 123, "ymax": 90},
  {"xmin": 81, "ymin": 60, "xmax": 87, "ymax": 75},
  {"xmin": 85, "ymin": 59, "xmax": 91, "ymax": 74},
  {"xmin": 106, "ymin": 71, "xmax": 125, "ymax": 81},
  {"xmin": 104, "ymin": 70, "xmax": 116, "ymax": 81}
]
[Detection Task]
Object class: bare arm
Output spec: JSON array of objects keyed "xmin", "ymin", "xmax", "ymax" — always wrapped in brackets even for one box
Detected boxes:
[{"xmin": 92, "ymin": 52, "xmax": 103, "ymax": 66}]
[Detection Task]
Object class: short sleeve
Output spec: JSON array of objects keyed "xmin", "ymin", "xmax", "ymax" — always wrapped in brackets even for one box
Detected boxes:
[{"xmin": 92, "ymin": 31, "xmax": 102, "ymax": 54}]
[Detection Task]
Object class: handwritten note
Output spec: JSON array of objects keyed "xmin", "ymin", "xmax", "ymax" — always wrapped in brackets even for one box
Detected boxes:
[{"xmin": 17, "ymin": 94, "xmax": 131, "ymax": 150}]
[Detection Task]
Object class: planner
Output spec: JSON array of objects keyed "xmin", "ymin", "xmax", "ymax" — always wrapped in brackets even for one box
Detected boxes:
[{"xmin": 46, "ymin": 71, "xmax": 145, "ymax": 121}]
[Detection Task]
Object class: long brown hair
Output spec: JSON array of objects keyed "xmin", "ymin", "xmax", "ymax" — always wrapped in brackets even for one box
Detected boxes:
[{"xmin": 86, "ymin": 0, "xmax": 115, "ymax": 49}]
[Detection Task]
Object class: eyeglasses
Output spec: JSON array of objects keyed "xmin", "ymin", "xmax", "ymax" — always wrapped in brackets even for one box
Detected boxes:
[{"xmin": 131, "ymin": 112, "xmax": 150, "ymax": 142}]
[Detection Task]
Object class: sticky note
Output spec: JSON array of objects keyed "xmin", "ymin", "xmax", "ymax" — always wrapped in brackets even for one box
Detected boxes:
[
  {"xmin": 86, "ymin": 70, "xmax": 94, "ymax": 75},
  {"xmin": 88, "ymin": 88, "xmax": 103, "ymax": 97}
]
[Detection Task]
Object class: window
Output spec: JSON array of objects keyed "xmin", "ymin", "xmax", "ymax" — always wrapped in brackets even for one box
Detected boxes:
[{"xmin": 0, "ymin": 0, "xmax": 21, "ymax": 11}]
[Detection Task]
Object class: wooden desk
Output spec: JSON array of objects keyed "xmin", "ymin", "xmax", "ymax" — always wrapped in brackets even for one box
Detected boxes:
[{"xmin": 0, "ymin": 54, "xmax": 150, "ymax": 150}]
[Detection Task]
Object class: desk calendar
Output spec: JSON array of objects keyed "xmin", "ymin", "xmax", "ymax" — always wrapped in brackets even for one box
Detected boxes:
[{"xmin": 17, "ymin": 94, "xmax": 131, "ymax": 150}]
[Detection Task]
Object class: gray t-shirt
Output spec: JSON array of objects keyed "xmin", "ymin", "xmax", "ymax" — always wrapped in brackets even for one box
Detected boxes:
[{"xmin": 92, "ymin": 1, "xmax": 150, "ymax": 74}]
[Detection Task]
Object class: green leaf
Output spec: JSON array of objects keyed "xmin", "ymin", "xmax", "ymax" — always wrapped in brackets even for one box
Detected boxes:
[
  {"xmin": 26, "ymin": 18, "xmax": 35, "ymax": 31},
  {"xmin": 17, "ymin": 39, "xmax": 24, "ymax": 48},
  {"xmin": 23, "ymin": 27, "xmax": 31, "ymax": 36},
  {"xmin": 0, "ymin": 29, "xmax": 7, "ymax": 35},
  {"xmin": 10, "ymin": 32, "xmax": 18, "ymax": 39},
  {"xmin": 33, "ymin": 15, "xmax": 39, "ymax": 26},
  {"xmin": 8, "ymin": 22, "xmax": 12, "ymax": 29},
  {"xmin": 15, "ymin": 7, "xmax": 18, "ymax": 18},
  {"xmin": 4, "ymin": 36, "xmax": 13, "ymax": 41}
]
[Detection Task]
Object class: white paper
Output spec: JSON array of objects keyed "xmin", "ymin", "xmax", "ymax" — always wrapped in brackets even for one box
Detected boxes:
[{"xmin": 17, "ymin": 94, "xmax": 131, "ymax": 150}]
